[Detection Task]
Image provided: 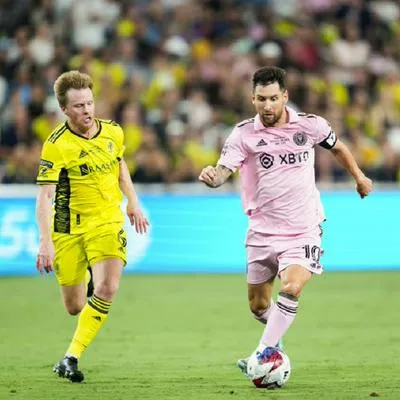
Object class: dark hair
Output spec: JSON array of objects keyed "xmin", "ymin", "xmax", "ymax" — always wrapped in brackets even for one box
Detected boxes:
[{"xmin": 252, "ymin": 66, "xmax": 286, "ymax": 92}]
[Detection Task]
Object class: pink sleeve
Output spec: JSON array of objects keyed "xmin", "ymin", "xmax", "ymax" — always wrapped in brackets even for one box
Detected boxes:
[
  {"xmin": 312, "ymin": 116, "xmax": 337, "ymax": 149},
  {"xmin": 217, "ymin": 127, "xmax": 247, "ymax": 172}
]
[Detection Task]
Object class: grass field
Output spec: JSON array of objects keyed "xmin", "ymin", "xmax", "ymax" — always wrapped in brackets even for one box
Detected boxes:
[{"xmin": 1, "ymin": 271, "xmax": 399, "ymax": 400}]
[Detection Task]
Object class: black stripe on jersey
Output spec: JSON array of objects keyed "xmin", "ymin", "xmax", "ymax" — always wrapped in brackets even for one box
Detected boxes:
[
  {"xmin": 36, "ymin": 180, "xmax": 58, "ymax": 184},
  {"xmin": 54, "ymin": 168, "xmax": 71, "ymax": 234},
  {"xmin": 297, "ymin": 112, "xmax": 317, "ymax": 119},
  {"xmin": 48, "ymin": 125, "xmax": 67, "ymax": 143},
  {"xmin": 99, "ymin": 119, "xmax": 119, "ymax": 126},
  {"xmin": 66, "ymin": 120, "xmax": 103, "ymax": 140},
  {"xmin": 236, "ymin": 118, "xmax": 255, "ymax": 127},
  {"xmin": 91, "ymin": 119, "xmax": 103, "ymax": 139}
]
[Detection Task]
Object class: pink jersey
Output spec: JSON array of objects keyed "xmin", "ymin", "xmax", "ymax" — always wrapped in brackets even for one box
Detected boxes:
[{"xmin": 218, "ymin": 106, "xmax": 337, "ymax": 237}]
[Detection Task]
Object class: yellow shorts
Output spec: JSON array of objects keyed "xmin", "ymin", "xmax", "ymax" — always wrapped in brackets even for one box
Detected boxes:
[{"xmin": 52, "ymin": 222, "xmax": 127, "ymax": 286}]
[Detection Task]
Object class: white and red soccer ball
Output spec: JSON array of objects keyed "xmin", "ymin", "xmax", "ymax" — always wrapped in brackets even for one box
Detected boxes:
[{"xmin": 246, "ymin": 347, "xmax": 291, "ymax": 389}]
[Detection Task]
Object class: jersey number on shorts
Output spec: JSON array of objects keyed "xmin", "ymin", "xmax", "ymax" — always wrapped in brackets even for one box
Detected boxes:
[{"xmin": 303, "ymin": 244, "xmax": 322, "ymax": 269}]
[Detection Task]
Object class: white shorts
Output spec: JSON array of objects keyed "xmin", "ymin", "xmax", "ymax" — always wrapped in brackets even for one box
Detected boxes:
[{"xmin": 246, "ymin": 226, "xmax": 324, "ymax": 285}]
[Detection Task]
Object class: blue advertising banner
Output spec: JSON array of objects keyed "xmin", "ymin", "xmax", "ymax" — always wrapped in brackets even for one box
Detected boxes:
[{"xmin": 0, "ymin": 191, "xmax": 398, "ymax": 275}]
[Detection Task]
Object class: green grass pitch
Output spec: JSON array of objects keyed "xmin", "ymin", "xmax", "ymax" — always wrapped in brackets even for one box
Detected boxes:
[{"xmin": 1, "ymin": 271, "xmax": 399, "ymax": 400}]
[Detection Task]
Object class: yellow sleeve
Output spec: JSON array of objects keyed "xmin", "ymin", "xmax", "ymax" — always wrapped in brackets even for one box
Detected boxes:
[
  {"xmin": 36, "ymin": 141, "xmax": 66, "ymax": 184},
  {"xmin": 115, "ymin": 124, "xmax": 125, "ymax": 160}
]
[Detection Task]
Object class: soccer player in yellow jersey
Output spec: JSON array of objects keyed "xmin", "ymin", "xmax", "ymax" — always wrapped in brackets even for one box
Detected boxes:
[{"xmin": 35, "ymin": 70, "xmax": 149, "ymax": 382}]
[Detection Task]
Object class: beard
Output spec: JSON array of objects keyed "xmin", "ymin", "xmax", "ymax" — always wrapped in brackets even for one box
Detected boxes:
[{"xmin": 261, "ymin": 108, "xmax": 283, "ymax": 127}]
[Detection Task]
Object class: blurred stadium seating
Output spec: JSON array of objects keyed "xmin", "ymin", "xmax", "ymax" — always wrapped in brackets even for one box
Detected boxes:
[{"xmin": 0, "ymin": 0, "xmax": 399, "ymax": 184}]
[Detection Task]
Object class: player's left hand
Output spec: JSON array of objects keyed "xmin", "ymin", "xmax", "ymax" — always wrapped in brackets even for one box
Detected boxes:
[
  {"xmin": 356, "ymin": 175, "xmax": 373, "ymax": 199},
  {"xmin": 126, "ymin": 203, "xmax": 149, "ymax": 234}
]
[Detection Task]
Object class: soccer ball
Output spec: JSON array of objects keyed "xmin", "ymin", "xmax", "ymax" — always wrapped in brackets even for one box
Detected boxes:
[{"xmin": 246, "ymin": 347, "xmax": 291, "ymax": 389}]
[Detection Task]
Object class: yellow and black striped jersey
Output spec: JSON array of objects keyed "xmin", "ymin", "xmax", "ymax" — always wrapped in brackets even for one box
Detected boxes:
[{"xmin": 36, "ymin": 119, "xmax": 125, "ymax": 234}]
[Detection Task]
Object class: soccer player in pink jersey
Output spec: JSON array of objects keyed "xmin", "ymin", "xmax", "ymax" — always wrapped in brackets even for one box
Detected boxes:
[{"xmin": 198, "ymin": 66, "xmax": 373, "ymax": 377}]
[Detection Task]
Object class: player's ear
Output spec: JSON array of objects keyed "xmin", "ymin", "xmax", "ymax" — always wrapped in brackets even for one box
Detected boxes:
[
  {"xmin": 251, "ymin": 95, "xmax": 255, "ymax": 105},
  {"xmin": 283, "ymin": 89, "xmax": 289, "ymax": 105}
]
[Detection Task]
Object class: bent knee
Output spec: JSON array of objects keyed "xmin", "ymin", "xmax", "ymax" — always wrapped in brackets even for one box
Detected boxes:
[
  {"xmin": 280, "ymin": 281, "xmax": 304, "ymax": 298},
  {"xmin": 65, "ymin": 302, "xmax": 85, "ymax": 315},
  {"xmin": 95, "ymin": 280, "xmax": 119, "ymax": 301},
  {"xmin": 249, "ymin": 298, "xmax": 272, "ymax": 317}
]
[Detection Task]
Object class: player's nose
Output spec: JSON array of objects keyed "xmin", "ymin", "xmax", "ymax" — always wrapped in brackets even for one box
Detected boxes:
[{"xmin": 263, "ymin": 103, "xmax": 272, "ymax": 111}]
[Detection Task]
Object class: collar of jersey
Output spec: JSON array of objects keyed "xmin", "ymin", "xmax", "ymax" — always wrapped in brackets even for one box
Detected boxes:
[
  {"xmin": 254, "ymin": 106, "xmax": 300, "ymax": 131},
  {"xmin": 66, "ymin": 119, "xmax": 102, "ymax": 140}
]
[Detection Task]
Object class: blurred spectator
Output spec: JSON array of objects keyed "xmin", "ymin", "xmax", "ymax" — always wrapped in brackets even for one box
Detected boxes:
[
  {"xmin": 29, "ymin": 23, "xmax": 55, "ymax": 67},
  {"xmin": 329, "ymin": 23, "xmax": 370, "ymax": 89},
  {"xmin": 130, "ymin": 127, "xmax": 169, "ymax": 183}
]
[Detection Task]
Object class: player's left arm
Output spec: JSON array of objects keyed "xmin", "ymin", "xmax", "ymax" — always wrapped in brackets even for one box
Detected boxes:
[
  {"xmin": 329, "ymin": 139, "xmax": 373, "ymax": 199},
  {"xmin": 118, "ymin": 158, "xmax": 149, "ymax": 233}
]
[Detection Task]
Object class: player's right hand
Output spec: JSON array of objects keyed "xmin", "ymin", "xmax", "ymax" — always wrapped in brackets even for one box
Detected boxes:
[
  {"xmin": 198, "ymin": 166, "xmax": 216, "ymax": 187},
  {"xmin": 36, "ymin": 239, "xmax": 55, "ymax": 274}
]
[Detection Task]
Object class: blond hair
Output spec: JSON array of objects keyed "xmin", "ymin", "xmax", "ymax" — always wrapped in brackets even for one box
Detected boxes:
[{"xmin": 54, "ymin": 70, "xmax": 93, "ymax": 108}]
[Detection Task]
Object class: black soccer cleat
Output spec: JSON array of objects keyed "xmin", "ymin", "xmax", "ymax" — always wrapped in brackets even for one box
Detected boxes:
[
  {"xmin": 86, "ymin": 267, "xmax": 94, "ymax": 298},
  {"xmin": 53, "ymin": 356, "xmax": 84, "ymax": 383}
]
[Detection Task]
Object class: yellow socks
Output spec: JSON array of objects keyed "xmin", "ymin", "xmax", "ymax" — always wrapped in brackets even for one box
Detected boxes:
[{"xmin": 66, "ymin": 294, "xmax": 111, "ymax": 359}]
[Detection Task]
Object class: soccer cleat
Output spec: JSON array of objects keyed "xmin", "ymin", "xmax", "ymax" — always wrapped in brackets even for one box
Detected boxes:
[
  {"xmin": 53, "ymin": 356, "xmax": 84, "ymax": 383},
  {"xmin": 237, "ymin": 358, "xmax": 249, "ymax": 376},
  {"xmin": 86, "ymin": 267, "xmax": 94, "ymax": 298},
  {"xmin": 237, "ymin": 340, "xmax": 282, "ymax": 377}
]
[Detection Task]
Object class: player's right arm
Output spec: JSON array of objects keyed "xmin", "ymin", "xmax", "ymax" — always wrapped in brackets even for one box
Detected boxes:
[
  {"xmin": 198, "ymin": 165, "xmax": 233, "ymax": 188},
  {"xmin": 35, "ymin": 137, "xmax": 65, "ymax": 273},
  {"xmin": 199, "ymin": 125, "xmax": 246, "ymax": 188},
  {"xmin": 36, "ymin": 184, "xmax": 56, "ymax": 273}
]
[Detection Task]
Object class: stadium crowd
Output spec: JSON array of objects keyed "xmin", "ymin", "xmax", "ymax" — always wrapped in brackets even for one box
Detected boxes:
[{"xmin": 0, "ymin": 0, "xmax": 399, "ymax": 184}]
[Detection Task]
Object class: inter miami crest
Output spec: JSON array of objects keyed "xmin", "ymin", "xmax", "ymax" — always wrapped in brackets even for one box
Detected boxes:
[{"xmin": 293, "ymin": 132, "xmax": 308, "ymax": 146}]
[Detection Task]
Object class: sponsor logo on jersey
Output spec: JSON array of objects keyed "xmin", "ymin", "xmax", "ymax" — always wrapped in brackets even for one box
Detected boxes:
[
  {"xmin": 79, "ymin": 150, "xmax": 88, "ymax": 158},
  {"xmin": 39, "ymin": 159, "xmax": 54, "ymax": 168},
  {"xmin": 256, "ymin": 139, "xmax": 268, "ymax": 147},
  {"xmin": 279, "ymin": 151, "xmax": 309, "ymax": 164},
  {"xmin": 79, "ymin": 159, "xmax": 119, "ymax": 176}
]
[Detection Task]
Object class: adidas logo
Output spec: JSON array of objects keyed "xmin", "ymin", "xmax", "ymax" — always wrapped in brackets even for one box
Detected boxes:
[
  {"xmin": 256, "ymin": 139, "xmax": 268, "ymax": 147},
  {"xmin": 79, "ymin": 150, "xmax": 88, "ymax": 158}
]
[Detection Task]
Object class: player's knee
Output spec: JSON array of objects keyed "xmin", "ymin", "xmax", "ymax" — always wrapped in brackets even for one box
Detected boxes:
[
  {"xmin": 280, "ymin": 281, "xmax": 304, "ymax": 297},
  {"xmin": 65, "ymin": 303, "xmax": 84, "ymax": 316},
  {"xmin": 95, "ymin": 279, "xmax": 119, "ymax": 301},
  {"xmin": 249, "ymin": 298, "xmax": 271, "ymax": 317}
]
